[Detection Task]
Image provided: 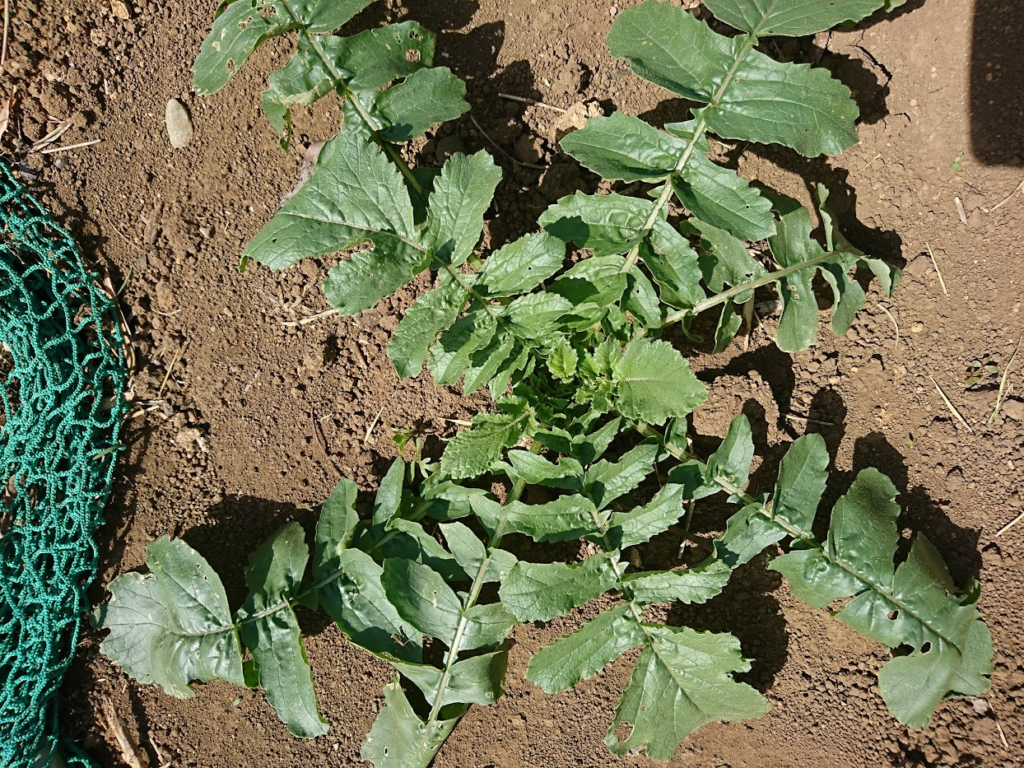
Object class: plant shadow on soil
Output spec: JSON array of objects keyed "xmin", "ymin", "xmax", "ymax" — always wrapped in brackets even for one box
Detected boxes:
[
  {"xmin": 661, "ymin": 383, "xmax": 984, "ymax": 696},
  {"xmin": 970, "ymin": 0, "xmax": 1024, "ymax": 166}
]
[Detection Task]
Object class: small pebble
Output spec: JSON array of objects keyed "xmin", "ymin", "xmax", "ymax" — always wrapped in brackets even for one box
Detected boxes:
[{"xmin": 165, "ymin": 98, "xmax": 194, "ymax": 149}]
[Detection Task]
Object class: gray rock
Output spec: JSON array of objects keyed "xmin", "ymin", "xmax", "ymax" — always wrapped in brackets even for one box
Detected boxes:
[{"xmin": 165, "ymin": 98, "xmax": 193, "ymax": 149}]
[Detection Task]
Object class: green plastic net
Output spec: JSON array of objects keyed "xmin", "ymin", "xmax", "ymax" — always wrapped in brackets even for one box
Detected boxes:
[{"xmin": 0, "ymin": 160, "xmax": 127, "ymax": 766}]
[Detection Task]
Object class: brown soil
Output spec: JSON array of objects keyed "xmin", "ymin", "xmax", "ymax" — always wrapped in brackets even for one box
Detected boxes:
[{"xmin": 4, "ymin": 0, "xmax": 1024, "ymax": 765}]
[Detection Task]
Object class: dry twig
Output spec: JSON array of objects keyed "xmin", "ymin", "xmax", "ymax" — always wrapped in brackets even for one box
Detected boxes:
[
  {"xmin": 39, "ymin": 138, "xmax": 102, "ymax": 155},
  {"xmin": 99, "ymin": 698, "xmax": 149, "ymax": 768},
  {"xmin": 989, "ymin": 333, "xmax": 1022, "ymax": 424},
  {"xmin": 499, "ymin": 92, "xmax": 569, "ymax": 114},
  {"xmin": 364, "ymin": 405, "xmax": 385, "ymax": 444},
  {"xmin": 928, "ymin": 375, "xmax": 974, "ymax": 433},
  {"xmin": 157, "ymin": 342, "xmax": 188, "ymax": 398},
  {"xmin": 877, "ymin": 304, "xmax": 900, "ymax": 351},
  {"xmin": 924, "ymin": 242, "xmax": 948, "ymax": 296},
  {"xmin": 469, "ymin": 114, "xmax": 546, "ymax": 171},
  {"xmin": 1, "ymin": 0, "xmax": 9, "ymax": 69},
  {"xmin": 985, "ymin": 176, "xmax": 1024, "ymax": 213}
]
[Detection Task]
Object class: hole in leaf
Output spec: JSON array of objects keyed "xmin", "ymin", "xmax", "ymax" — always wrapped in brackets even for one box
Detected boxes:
[
  {"xmin": 922, "ymin": 642, "xmax": 933, "ymax": 653},
  {"xmin": 886, "ymin": 610, "xmax": 898, "ymax": 620},
  {"xmin": 226, "ymin": 59, "xmax": 235, "ymax": 73},
  {"xmin": 409, "ymin": 29, "xmax": 422, "ymax": 40},
  {"xmin": 406, "ymin": 49, "xmax": 421, "ymax": 63}
]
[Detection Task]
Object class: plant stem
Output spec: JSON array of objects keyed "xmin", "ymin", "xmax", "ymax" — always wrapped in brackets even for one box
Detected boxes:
[
  {"xmin": 276, "ymin": 0, "xmax": 424, "ymax": 196},
  {"xmin": 423, "ymin": 440, "xmax": 543, "ymax": 724},
  {"xmin": 620, "ymin": 29, "xmax": 761, "ymax": 274}
]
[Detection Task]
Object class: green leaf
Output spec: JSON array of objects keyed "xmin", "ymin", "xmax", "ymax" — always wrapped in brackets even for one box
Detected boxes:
[
  {"xmin": 624, "ymin": 268, "xmax": 663, "ymax": 328},
  {"xmin": 607, "ymin": 2, "xmax": 860, "ymax": 157},
  {"xmin": 705, "ymin": 414, "xmax": 754, "ymax": 490},
  {"xmin": 194, "ymin": 1, "xmax": 295, "ymax": 95},
  {"xmin": 704, "ymin": 0, "xmax": 885, "ymax": 37},
  {"xmin": 503, "ymin": 293, "xmax": 575, "ymax": 337},
  {"xmin": 622, "ymin": 561, "xmax": 731, "ymax": 606},
  {"xmin": 500, "ymin": 552, "xmax": 621, "ymax": 623},
  {"xmin": 428, "ymin": 311, "xmax": 497, "ymax": 386},
  {"xmin": 463, "ymin": 332, "xmax": 515, "ymax": 394},
  {"xmin": 462, "ymin": 603, "xmax": 517, "ymax": 651},
  {"xmin": 245, "ymin": 130, "xmax": 422, "ymax": 287},
  {"xmin": 769, "ymin": 469, "xmax": 992, "ymax": 727},
  {"xmin": 379, "ymin": 519, "xmax": 467, "ymax": 582},
  {"xmin": 527, "ymin": 605, "xmax": 645, "ymax": 693},
  {"xmin": 605, "ymin": 625, "xmax": 768, "ymax": 759},
  {"xmin": 238, "ymin": 523, "xmax": 327, "ymax": 738},
  {"xmin": 440, "ymin": 523, "xmax": 518, "ymax": 583},
  {"xmin": 392, "ymin": 650, "xmax": 507, "ymax": 707},
  {"xmin": 328, "ymin": 21, "xmax": 437, "ymax": 91},
  {"xmin": 547, "ymin": 337, "xmax": 579, "ymax": 382},
  {"xmin": 471, "ymin": 494, "xmax": 605, "ymax": 544},
  {"xmin": 583, "ymin": 442, "xmax": 659, "ymax": 510},
  {"xmin": 550, "ymin": 256, "xmax": 628, "ymax": 314},
  {"xmin": 506, "ymin": 451, "xmax": 584, "ymax": 489},
  {"xmin": 641, "ymin": 222, "xmax": 706, "ymax": 309},
  {"xmin": 714, "ymin": 303, "xmax": 743, "ymax": 352},
  {"xmin": 373, "ymin": 458, "xmax": 406, "ymax": 532},
  {"xmin": 560, "ymin": 112, "xmax": 685, "ymax": 182},
  {"xmin": 380, "ymin": 558, "xmax": 461, "ymax": 646},
  {"xmin": 673, "ymin": 153, "xmax": 775, "ymax": 242},
  {"xmin": 389, "ymin": 278, "xmax": 468, "ymax": 379},
  {"xmin": 712, "ymin": 433, "xmax": 827, "ymax": 567},
  {"xmin": 572, "ymin": 415, "xmax": 623, "ymax": 465},
  {"xmin": 360, "ymin": 678, "xmax": 460, "ymax": 768},
  {"xmin": 768, "ymin": 206, "xmax": 827, "ymax": 352},
  {"xmin": 94, "ymin": 537, "xmax": 244, "ymax": 698},
  {"xmin": 440, "ymin": 399, "xmax": 533, "ymax": 480},
  {"xmin": 610, "ymin": 484, "xmax": 687, "ymax": 548},
  {"xmin": 613, "ymin": 339, "xmax": 708, "ymax": 424},
  {"xmin": 314, "ymin": 478, "xmax": 360, "ymax": 568},
  {"xmin": 539, "ymin": 193, "xmax": 650, "ymax": 257},
  {"xmin": 316, "ymin": 549, "xmax": 423, "ymax": 662},
  {"xmin": 426, "ymin": 151, "xmax": 503, "ymax": 266},
  {"xmin": 477, "ymin": 233, "xmax": 566, "ymax": 297},
  {"xmin": 376, "ymin": 67, "xmax": 470, "ymax": 142},
  {"xmin": 687, "ymin": 217, "xmax": 766, "ymax": 303}
]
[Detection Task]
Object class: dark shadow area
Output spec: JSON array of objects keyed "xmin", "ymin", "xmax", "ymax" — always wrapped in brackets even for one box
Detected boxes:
[
  {"xmin": 971, "ymin": 0, "xmax": 1024, "ymax": 165},
  {"xmin": 696, "ymin": 345, "xmax": 798, "ymax": 422}
]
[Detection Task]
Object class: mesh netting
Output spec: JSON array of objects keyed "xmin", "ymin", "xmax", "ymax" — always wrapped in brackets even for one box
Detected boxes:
[{"xmin": 0, "ymin": 160, "xmax": 127, "ymax": 766}]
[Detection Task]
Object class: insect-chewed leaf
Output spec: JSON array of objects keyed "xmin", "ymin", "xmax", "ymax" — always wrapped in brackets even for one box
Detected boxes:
[
  {"xmin": 505, "ymin": 450, "xmax": 584, "ymax": 489},
  {"xmin": 361, "ymin": 677, "xmax": 460, "ymax": 768},
  {"xmin": 769, "ymin": 469, "xmax": 992, "ymax": 726},
  {"xmin": 704, "ymin": 414, "xmax": 754, "ymax": 490},
  {"xmin": 559, "ymin": 112, "xmax": 686, "ymax": 182},
  {"xmin": 392, "ymin": 650, "xmax": 508, "ymax": 708},
  {"xmin": 426, "ymin": 151, "xmax": 503, "ymax": 266},
  {"xmin": 608, "ymin": 1, "xmax": 860, "ymax": 156},
  {"xmin": 539, "ymin": 193, "xmax": 651, "ymax": 257},
  {"xmin": 673, "ymin": 152, "xmax": 775, "ymax": 242},
  {"xmin": 477, "ymin": 232, "xmax": 566, "ymax": 297},
  {"xmin": 389, "ymin": 277, "xmax": 469, "ymax": 379},
  {"xmin": 380, "ymin": 558, "xmax": 462, "ymax": 647},
  {"xmin": 245, "ymin": 130, "xmax": 423, "ymax": 297},
  {"xmin": 605, "ymin": 625, "xmax": 768, "ymax": 759},
  {"xmin": 376, "ymin": 67, "xmax": 470, "ymax": 142},
  {"xmin": 440, "ymin": 398, "xmax": 533, "ymax": 479},
  {"xmin": 621, "ymin": 561, "xmax": 732, "ymax": 606},
  {"xmin": 262, "ymin": 37, "xmax": 337, "ymax": 144},
  {"xmin": 609, "ymin": 484, "xmax": 686, "ymax": 548},
  {"xmin": 687, "ymin": 217, "xmax": 766, "ymax": 304},
  {"xmin": 500, "ymin": 552, "xmax": 621, "ymax": 623},
  {"xmin": 470, "ymin": 494, "xmax": 605, "ymax": 544},
  {"xmin": 194, "ymin": 1, "xmax": 294, "ymax": 95},
  {"xmin": 613, "ymin": 339, "xmax": 708, "ymax": 424},
  {"xmin": 641, "ymin": 222, "xmax": 706, "ymax": 309},
  {"xmin": 439, "ymin": 522, "xmax": 519, "ymax": 583},
  {"xmin": 527, "ymin": 604, "xmax": 645, "ymax": 693},
  {"xmin": 94, "ymin": 537, "xmax": 244, "ymax": 698},
  {"xmin": 237, "ymin": 523, "xmax": 327, "ymax": 738},
  {"xmin": 326, "ymin": 21, "xmax": 437, "ymax": 91},
  {"xmin": 703, "ymin": 0, "xmax": 884, "ymax": 37},
  {"xmin": 503, "ymin": 293, "xmax": 575, "ymax": 337},
  {"xmin": 712, "ymin": 433, "xmax": 827, "ymax": 567},
  {"xmin": 583, "ymin": 442, "xmax": 659, "ymax": 510}
]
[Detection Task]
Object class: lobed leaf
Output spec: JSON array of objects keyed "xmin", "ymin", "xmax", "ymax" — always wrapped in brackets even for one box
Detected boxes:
[
  {"xmin": 380, "ymin": 558, "xmax": 462, "ymax": 647},
  {"xmin": 769, "ymin": 469, "xmax": 992, "ymax": 726},
  {"xmin": 476, "ymin": 232, "xmax": 566, "ymax": 297},
  {"xmin": 426, "ymin": 151, "xmax": 503, "ymax": 267},
  {"xmin": 673, "ymin": 153, "xmax": 776, "ymax": 242},
  {"xmin": 560, "ymin": 112, "xmax": 685, "ymax": 182},
  {"xmin": 609, "ymin": 484, "xmax": 687, "ymax": 548},
  {"xmin": 605, "ymin": 625, "xmax": 768, "ymax": 759},
  {"xmin": 392, "ymin": 650, "xmax": 508, "ymax": 708},
  {"xmin": 440, "ymin": 399, "xmax": 533, "ymax": 479},
  {"xmin": 376, "ymin": 67, "xmax": 470, "ymax": 142},
  {"xmin": 360, "ymin": 678, "xmax": 460, "ymax": 768},
  {"xmin": 470, "ymin": 494, "xmax": 605, "ymax": 544},
  {"xmin": 94, "ymin": 537, "xmax": 244, "ymax": 698},
  {"xmin": 583, "ymin": 442, "xmax": 659, "ymax": 510},
  {"xmin": 621, "ymin": 561, "xmax": 732, "ymax": 606},
  {"xmin": 238, "ymin": 523, "xmax": 327, "ymax": 738}
]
